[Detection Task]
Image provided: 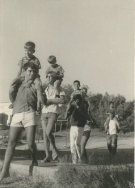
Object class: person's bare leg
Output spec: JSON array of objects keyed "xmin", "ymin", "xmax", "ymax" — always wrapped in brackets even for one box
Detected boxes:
[
  {"xmin": 42, "ymin": 118, "xmax": 50, "ymax": 162},
  {"xmin": 46, "ymin": 114, "xmax": 58, "ymax": 160},
  {"xmin": 25, "ymin": 126, "xmax": 38, "ymax": 166},
  {"xmin": 0, "ymin": 127, "xmax": 23, "ymax": 182},
  {"xmin": 80, "ymin": 132, "xmax": 90, "ymax": 162},
  {"xmin": 107, "ymin": 136, "xmax": 112, "ymax": 156}
]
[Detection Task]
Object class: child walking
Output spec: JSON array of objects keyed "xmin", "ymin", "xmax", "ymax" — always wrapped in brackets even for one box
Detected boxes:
[{"xmin": 105, "ymin": 109, "xmax": 120, "ymax": 156}]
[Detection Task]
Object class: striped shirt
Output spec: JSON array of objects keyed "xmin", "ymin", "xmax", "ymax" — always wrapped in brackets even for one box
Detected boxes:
[{"xmin": 18, "ymin": 55, "xmax": 41, "ymax": 70}]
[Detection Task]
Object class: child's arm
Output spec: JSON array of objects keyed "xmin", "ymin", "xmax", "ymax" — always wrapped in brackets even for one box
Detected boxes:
[
  {"xmin": 47, "ymin": 95, "xmax": 66, "ymax": 105},
  {"xmin": 115, "ymin": 118, "xmax": 120, "ymax": 133},
  {"xmin": 17, "ymin": 66, "xmax": 22, "ymax": 77}
]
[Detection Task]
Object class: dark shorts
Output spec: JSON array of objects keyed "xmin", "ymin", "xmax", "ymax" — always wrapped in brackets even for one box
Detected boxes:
[
  {"xmin": 107, "ymin": 134, "xmax": 117, "ymax": 147},
  {"xmin": 83, "ymin": 130, "xmax": 91, "ymax": 137}
]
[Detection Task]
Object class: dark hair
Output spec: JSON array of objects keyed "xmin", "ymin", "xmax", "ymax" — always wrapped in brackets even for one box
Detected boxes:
[
  {"xmin": 73, "ymin": 80, "xmax": 80, "ymax": 85},
  {"xmin": 48, "ymin": 56, "xmax": 56, "ymax": 63},
  {"xmin": 23, "ymin": 62, "xmax": 37, "ymax": 71},
  {"xmin": 73, "ymin": 94, "xmax": 82, "ymax": 102},
  {"xmin": 24, "ymin": 41, "xmax": 35, "ymax": 50}
]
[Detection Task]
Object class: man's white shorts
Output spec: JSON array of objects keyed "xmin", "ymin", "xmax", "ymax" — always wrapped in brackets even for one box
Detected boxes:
[{"xmin": 10, "ymin": 111, "xmax": 38, "ymax": 128}]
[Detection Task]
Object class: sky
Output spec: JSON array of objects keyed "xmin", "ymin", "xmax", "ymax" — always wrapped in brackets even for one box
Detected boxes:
[{"xmin": 0, "ymin": 0, "xmax": 134, "ymax": 102}]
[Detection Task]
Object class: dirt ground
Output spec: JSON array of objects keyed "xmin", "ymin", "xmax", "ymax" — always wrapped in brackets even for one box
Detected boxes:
[{"xmin": 16, "ymin": 134, "xmax": 134, "ymax": 151}]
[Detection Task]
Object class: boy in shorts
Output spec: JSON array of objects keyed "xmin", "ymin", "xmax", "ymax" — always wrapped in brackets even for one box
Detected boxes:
[
  {"xmin": 106, "ymin": 109, "xmax": 120, "ymax": 156},
  {"xmin": 42, "ymin": 55, "xmax": 64, "ymax": 90},
  {"xmin": 9, "ymin": 41, "xmax": 44, "ymax": 111}
]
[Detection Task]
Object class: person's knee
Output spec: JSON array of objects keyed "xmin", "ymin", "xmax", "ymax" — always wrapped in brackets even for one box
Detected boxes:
[
  {"xmin": 8, "ymin": 140, "xmax": 16, "ymax": 147},
  {"xmin": 46, "ymin": 130, "xmax": 51, "ymax": 137},
  {"xmin": 111, "ymin": 143, "xmax": 116, "ymax": 148},
  {"xmin": 27, "ymin": 140, "xmax": 34, "ymax": 150}
]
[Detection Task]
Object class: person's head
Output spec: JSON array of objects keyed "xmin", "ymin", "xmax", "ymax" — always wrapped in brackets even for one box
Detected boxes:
[
  {"xmin": 109, "ymin": 101, "xmax": 114, "ymax": 109},
  {"xmin": 73, "ymin": 94, "xmax": 82, "ymax": 106},
  {"xmin": 22, "ymin": 62, "xmax": 37, "ymax": 81},
  {"xmin": 24, "ymin": 41, "xmax": 35, "ymax": 58},
  {"xmin": 81, "ymin": 87, "xmax": 87, "ymax": 96},
  {"xmin": 73, "ymin": 80, "xmax": 80, "ymax": 90},
  {"xmin": 47, "ymin": 56, "xmax": 57, "ymax": 66},
  {"xmin": 109, "ymin": 109, "xmax": 115, "ymax": 119},
  {"xmin": 46, "ymin": 73, "xmax": 57, "ymax": 85}
]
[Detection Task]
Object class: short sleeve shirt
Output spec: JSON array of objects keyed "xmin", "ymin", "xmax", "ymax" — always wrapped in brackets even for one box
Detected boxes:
[
  {"xmin": 46, "ymin": 64, "xmax": 64, "ymax": 76},
  {"xmin": 42, "ymin": 86, "xmax": 65, "ymax": 114},
  {"xmin": 13, "ymin": 82, "xmax": 37, "ymax": 114},
  {"xmin": 18, "ymin": 55, "xmax": 41, "ymax": 70}
]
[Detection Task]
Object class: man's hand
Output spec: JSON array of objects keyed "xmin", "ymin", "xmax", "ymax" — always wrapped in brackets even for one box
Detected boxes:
[{"xmin": 37, "ymin": 101, "xmax": 42, "ymax": 113}]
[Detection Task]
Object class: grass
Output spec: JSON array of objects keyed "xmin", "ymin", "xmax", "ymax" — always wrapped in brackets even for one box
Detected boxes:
[
  {"xmin": 56, "ymin": 164, "xmax": 134, "ymax": 188},
  {"xmin": 0, "ymin": 164, "xmax": 133, "ymax": 188},
  {"xmin": 0, "ymin": 171, "xmax": 54, "ymax": 188}
]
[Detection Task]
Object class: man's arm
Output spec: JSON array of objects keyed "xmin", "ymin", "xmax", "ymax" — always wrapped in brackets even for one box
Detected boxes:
[
  {"xmin": 47, "ymin": 95, "xmax": 66, "ymax": 105},
  {"xmin": 35, "ymin": 82, "xmax": 47, "ymax": 112}
]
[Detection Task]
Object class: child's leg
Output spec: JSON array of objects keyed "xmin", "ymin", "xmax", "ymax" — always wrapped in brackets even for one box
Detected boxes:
[
  {"xmin": 9, "ymin": 76, "xmax": 24, "ymax": 103},
  {"xmin": 75, "ymin": 127, "xmax": 84, "ymax": 159},
  {"xmin": 111, "ymin": 135, "xmax": 117, "ymax": 156},
  {"xmin": 107, "ymin": 135, "xmax": 112, "ymax": 154}
]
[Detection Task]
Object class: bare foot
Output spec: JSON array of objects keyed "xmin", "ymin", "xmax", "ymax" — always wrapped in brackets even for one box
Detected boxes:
[{"xmin": 41, "ymin": 157, "xmax": 50, "ymax": 163}]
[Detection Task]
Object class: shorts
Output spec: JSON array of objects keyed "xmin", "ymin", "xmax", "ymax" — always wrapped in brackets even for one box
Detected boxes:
[
  {"xmin": 41, "ymin": 112, "xmax": 57, "ymax": 122},
  {"xmin": 10, "ymin": 111, "xmax": 37, "ymax": 128},
  {"xmin": 83, "ymin": 130, "xmax": 91, "ymax": 137},
  {"xmin": 107, "ymin": 134, "xmax": 117, "ymax": 147}
]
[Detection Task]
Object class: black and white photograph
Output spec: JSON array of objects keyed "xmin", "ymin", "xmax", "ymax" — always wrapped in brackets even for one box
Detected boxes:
[{"xmin": 0, "ymin": 0, "xmax": 134, "ymax": 187}]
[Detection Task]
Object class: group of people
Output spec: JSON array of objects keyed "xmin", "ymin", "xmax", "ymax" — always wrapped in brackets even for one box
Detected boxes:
[{"xmin": 0, "ymin": 41, "xmax": 120, "ymax": 182}]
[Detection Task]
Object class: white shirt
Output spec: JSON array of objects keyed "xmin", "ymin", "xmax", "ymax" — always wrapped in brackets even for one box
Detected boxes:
[
  {"xmin": 109, "ymin": 118, "xmax": 119, "ymax": 135},
  {"xmin": 42, "ymin": 86, "xmax": 65, "ymax": 114}
]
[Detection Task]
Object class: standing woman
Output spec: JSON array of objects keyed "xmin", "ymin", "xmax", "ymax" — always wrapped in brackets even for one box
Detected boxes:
[{"xmin": 80, "ymin": 87, "xmax": 92, "ymax": 163}]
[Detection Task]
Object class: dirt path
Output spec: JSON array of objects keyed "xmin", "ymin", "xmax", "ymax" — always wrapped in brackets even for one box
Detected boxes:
[{"xmin": 16, "ymin": 136, "xmax": 134, "ymax": 150}]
